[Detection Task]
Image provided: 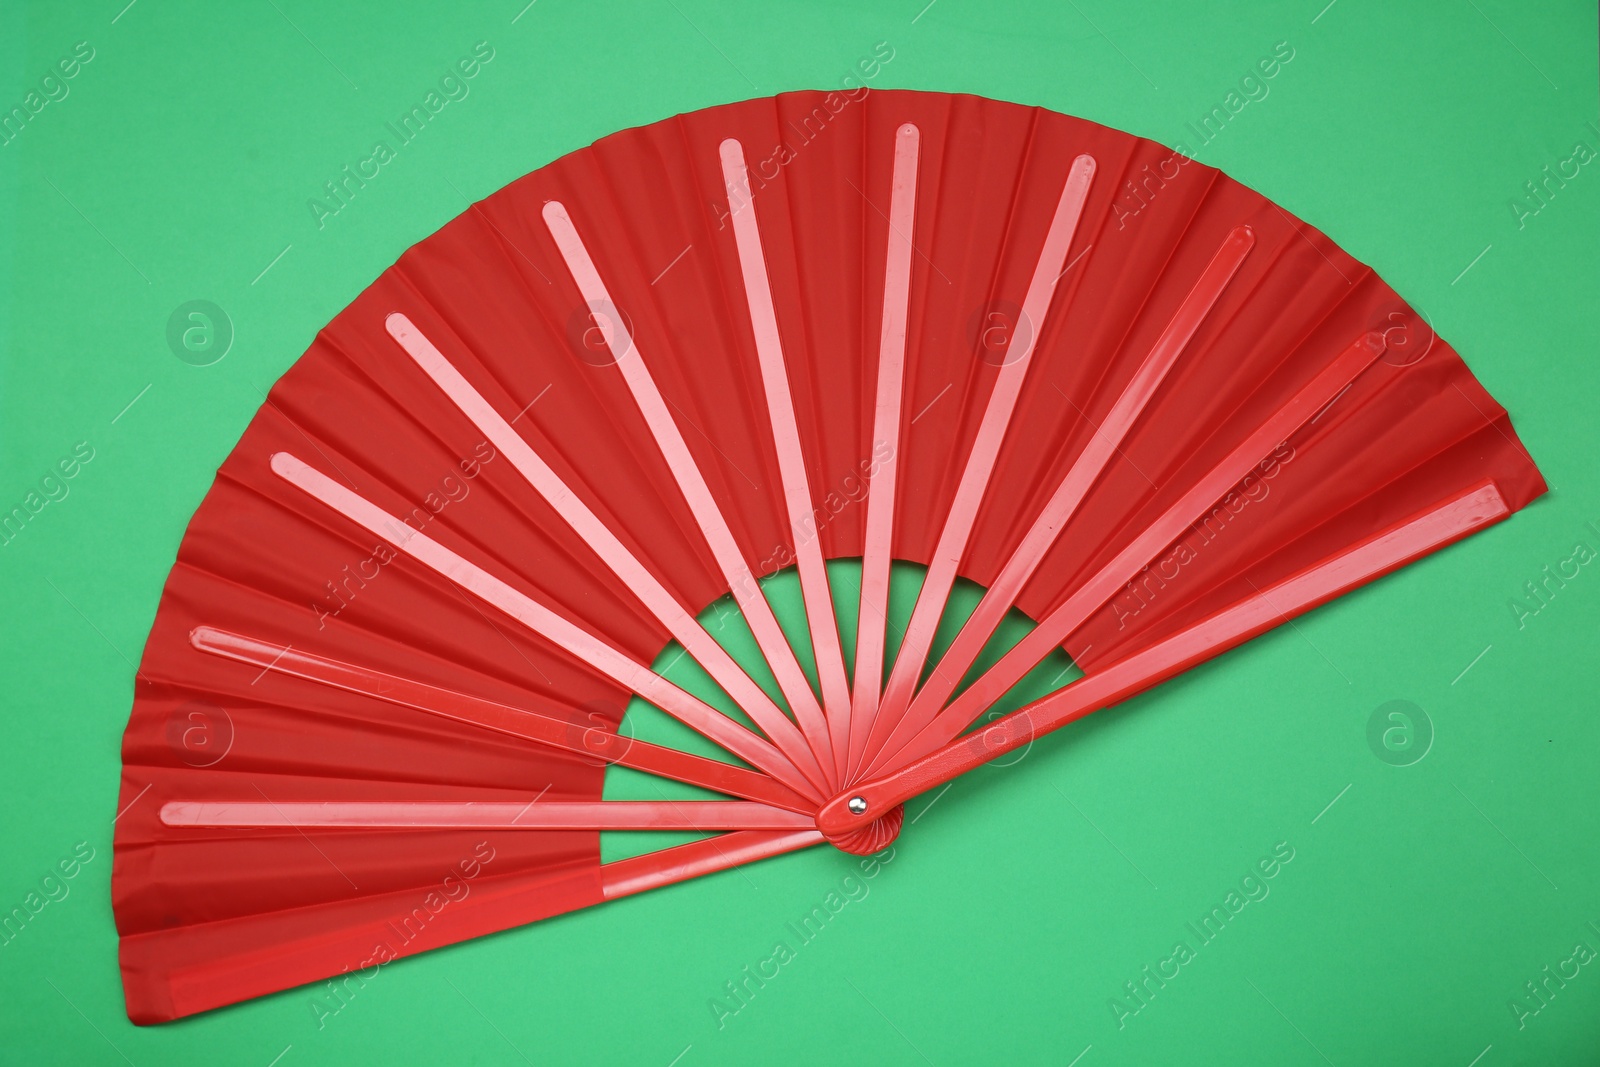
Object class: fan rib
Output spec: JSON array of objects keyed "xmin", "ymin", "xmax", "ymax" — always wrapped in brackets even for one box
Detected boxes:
[
  {"xmin": 719, "ymin": 137, "xmax": 861, "ymax": 785},
  {"xmin": 874, "ymin": 330, "xmax": 1392, "ymax": 772},
  {"xmin": 601, "ymin": 827, "xmax": 824, "ymax": 900},
  {"xmin": 268, "ymin": 451, "xmax": 823, "ymax": 801},
  {"xmin": 866, "ymin": 224, "xmax": 1257, "ymax": 768},
  {"xmin": 850, "ymin": 122, "xmax": 922, "ymax": 775},
  {"xmin": 541, "ymin": 201, "xmax": 836, "ymax": 783},
  {"xmin": 820, "ymin": 481, "xmax": 1512, "ymax": 834},
  {"xmin": 384, "ymin": 313, "xmax": 832, "ymax": 796},
  {"xmin": 160, "ymin": 800, "xmax": 813, "ymax": 831},
  {"xmin": 187, "ymin": 626, "xmax": 813, "ymax": 812},
  {"xmin": 853, "ymin": 152, "xmax": 1098, "ymax": 778}
]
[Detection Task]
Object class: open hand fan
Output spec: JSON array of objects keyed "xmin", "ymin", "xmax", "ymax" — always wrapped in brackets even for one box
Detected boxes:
[{"xmin": 114, "ymin": 89, "xmax": 1544, "ymax": 1023}]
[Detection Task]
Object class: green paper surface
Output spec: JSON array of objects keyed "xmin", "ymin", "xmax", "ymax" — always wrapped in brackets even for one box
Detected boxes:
[{"xmin": 1, "ymin": 1, "xmax": 1597, "ymax": 1063}]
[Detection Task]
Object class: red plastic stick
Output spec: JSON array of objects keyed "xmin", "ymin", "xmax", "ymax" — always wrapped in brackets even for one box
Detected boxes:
[
  {"xmin": 161, "ymin": 800, "xmax": 815, "ymax": 832},
  {"xmin": 601, "ymin": 827, "xmax": 824, "ymax": 900},
  {"xmin": 851, "ymin": 122, "xmax": 922, "ymax": 774},
  {"xmin": 722, "ymin": 138, "xmax": 852, "ymax": 785},
  {"xmin": 543, "ymin": 201, "xmax": 835, "ymax": 775}
]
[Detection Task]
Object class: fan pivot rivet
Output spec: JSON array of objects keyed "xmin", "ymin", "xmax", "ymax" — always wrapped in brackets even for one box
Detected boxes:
[{"xmin": 847, "ymin": 796, "xmax": 868, "ymax": 815}]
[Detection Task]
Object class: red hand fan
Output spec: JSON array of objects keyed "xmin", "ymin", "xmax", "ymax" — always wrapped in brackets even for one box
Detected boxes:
[{"xmin": 113, "ymin": 89, "xmax": 1544, "ymax": 1023}]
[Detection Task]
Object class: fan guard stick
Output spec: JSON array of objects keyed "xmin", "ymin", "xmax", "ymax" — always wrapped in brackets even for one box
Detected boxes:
[{"xmin": 819, "ymin": 480, "xmax": 1513, "ymax": 839}]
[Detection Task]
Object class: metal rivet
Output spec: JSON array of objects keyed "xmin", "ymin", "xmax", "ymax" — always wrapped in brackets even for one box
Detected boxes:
[{"xmin": 847, "ymin": 796, "xmax": 868, "ymax": 815}]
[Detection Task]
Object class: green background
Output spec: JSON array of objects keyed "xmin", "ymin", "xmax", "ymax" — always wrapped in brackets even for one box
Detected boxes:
[{"xmin": 2, "ymin": 0, "xmax": 1597, "ymax": 1063}]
